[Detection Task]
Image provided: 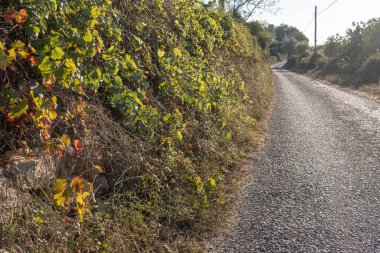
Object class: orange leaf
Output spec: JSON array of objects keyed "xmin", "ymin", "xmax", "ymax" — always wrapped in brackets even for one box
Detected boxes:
[
  {"xmin": 73, "ymin": 139, "xmax": 83, "ymax": 153},
  {"xmin": 30, "ymin": 56, "xmax": 38, "ymax": 66},
  {"xmin": 19, "ymin": 9, "xmax": 27, "ymax": 18}
]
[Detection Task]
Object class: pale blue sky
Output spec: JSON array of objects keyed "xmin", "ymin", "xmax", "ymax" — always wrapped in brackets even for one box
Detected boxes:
[{"xmin": 256, "ymin": 0, "xmax": 380, "ymax": 44}]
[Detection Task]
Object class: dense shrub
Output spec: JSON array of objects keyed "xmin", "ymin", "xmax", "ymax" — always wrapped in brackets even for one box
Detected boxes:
[
  {"xmin": 0, "ymin": 0, "xmax": 273, "ymax": 251},
  {"xmin": 359, "ymin": 52, "xmax": 380, "ymax": 83}
]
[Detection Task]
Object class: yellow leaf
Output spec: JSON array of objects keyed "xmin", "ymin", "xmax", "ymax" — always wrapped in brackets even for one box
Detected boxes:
[
  {"xmin": 8, "ymin": 48, "xmax": 16, "ymax": 60},
  {"xmin": 90, "ymin": 6, "xmax": 100, "ymax": 19},
  {"xmin": 0, "ymin": 41, "xmax": 4, "ymax": 51},
  {"xmin": 157, "ymin": 49, "xmax": 165, "ymax": 58},
  {"xmin": 12, "ymin": 40, "xmax": 25, "ymax": 49},
  {"xmin": 208, "ymin": 177, "xmax": 216, "ymax": 187},
  {"xmin": 173, "ymin": 47, "xmax": 182, "ymax": 58},
  {"xmin": 35, "ymin": 216, "xmax": 44, "ymax": 224},
  {"xmin": 54, "ymin": 193, "xmax": 66, "ymax": 206},
  {"xmin": 52, "ymin": 179, "xmax": 67, "ymax": 192},
  {"xmin": 64, "ymin": 58, "xmax": 77, "ymax": 72},
  {"xmin": 95, "ymin": 165, "xmax": 105, "ymax": 174},
  {"xmin": 83, "ymin": 29, "xmax": 93, "ymax": 42},
  {"xmin": 70, "ymin": 177, "xmax": 85, "ymax": 193},
  {"xmin": 176, "ymin": 130, "xmax": 183, "ymax": 141},
  {"xmin": 18, "ymin": 50, "xmax": 29, "ymax": 59},
  {"xmin": 60, "ymin": 134, "xmax": 71, "ymax": 146},
  {"xmin": 48, "ymin": 110, "xmax": 57, "ymax": 120},
  {"xmin": 76, "ymin": 192, "xmax": 85, "ymax": 205}
]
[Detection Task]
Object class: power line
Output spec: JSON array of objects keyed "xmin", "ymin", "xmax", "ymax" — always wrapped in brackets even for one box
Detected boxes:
[
  {"xmin": 318, "ymin": 0, "xmax": 338, "ymax": 15},
  {"xmin": 318, "ymin": 0, "xmax": 333, "ymax": 10}
]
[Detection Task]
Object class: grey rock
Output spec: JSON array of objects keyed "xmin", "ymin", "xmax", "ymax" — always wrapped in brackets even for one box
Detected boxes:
[
  {"xmin": 4, "ymin": 155, "xmax": 66, "ymax": 190},
  {"xmin": 93, "ymin": 174, "xmax": 109, "ymax": 195}
]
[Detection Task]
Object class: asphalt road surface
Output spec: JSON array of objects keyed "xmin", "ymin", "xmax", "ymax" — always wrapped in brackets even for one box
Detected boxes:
[{"xmin": 214, "ymin": 67, "xmax": 380, "ymax": 252}]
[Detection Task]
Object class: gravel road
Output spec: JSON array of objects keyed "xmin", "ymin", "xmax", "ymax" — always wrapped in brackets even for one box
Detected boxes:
[{"xmin": 214, "ymin": 67, "xmax": 380, "ymax": 252}]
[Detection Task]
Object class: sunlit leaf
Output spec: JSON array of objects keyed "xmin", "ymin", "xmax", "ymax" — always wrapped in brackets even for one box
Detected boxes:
[
  {"xmin": 39, "ymin": 56, "xmax": 54, "ymax": 74},
  {"xmin": 8, "ymin": 101, "xmax": 28, "ymax": 119},
  {"xmin": 158, "ymin": 49, "xmax": 165, "ymax": 58},
  {"xmin": 51, "ymin": 46, "xmax": 65, "ymax": 60},
  {"xmin": 176, "ymin": 130, "xmax": 183, "ymax": 141},
  {"xmin": 12, "ymin": 40, "xmax": 25, "ymax": 49},
  {"xmin": 64, "ymin": 58, "xmax": 76, "ymax": 72},
  {"xmin": 83, "ymin": 29, "xmax": 93, "ymax": 42}
]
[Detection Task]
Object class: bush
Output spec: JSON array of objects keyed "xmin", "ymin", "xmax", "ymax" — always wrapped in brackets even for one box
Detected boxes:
[
  {"xmin": 359, "ymin": 53, "xmax": 380, "ymax": 83},
  {"xmin": 0, "ymin": 0, "xmax": 273, "ymax": 251}
]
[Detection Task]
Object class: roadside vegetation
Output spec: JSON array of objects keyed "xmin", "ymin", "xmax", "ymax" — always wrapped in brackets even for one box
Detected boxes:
[
  {"xmin": 0, "ymin": 0, "xmax": 273, "ymax": 251},
  {"xmin": 281, "ymin": 18, "xmax": 380, "ymax": 93}
]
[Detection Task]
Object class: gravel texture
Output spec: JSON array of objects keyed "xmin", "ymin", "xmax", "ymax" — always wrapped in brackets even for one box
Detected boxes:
[{"xmin": 213, "ymin": 68, "xmax": 380, "ymax": 252}]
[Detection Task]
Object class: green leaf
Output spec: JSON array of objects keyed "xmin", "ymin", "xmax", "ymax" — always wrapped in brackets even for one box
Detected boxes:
[
  {"xmin": 125, "ymin": 54, "xmax": 137, "ymax": 70},
  {"xmin": 158, "ymin": 49, "xmax": 165, "ymax": 58},
  {"xmin": 134, "ymin": 97, "xmax": 143, "ymax": 106},
  {"xmin": 26, "ymin": 24, "xmax": 40, "ymax": 37},
  {"xmin": 163, "ymin": 113, "xmax": 170, "ymax": 122},
  {"xmin": 90, "ymin": 6, "xmax": 100, "ymax": 19},
  {"xmin": 225, "ymin": 131, "xmax": 232, "ymax": 141},
  {"xmin": 39, "ymin": 56, "xmax": 54, "ymax": 74},
  {"xmin": 12, "ymin": 40, "xmax": 25, "ymax": 49},
  {"xmin": 173, "ymin": 47, "xmax": 182, "ymax": 58},
  {"xmin": 114, "ymin": 75, "xmax": 123, "ymax": 86},
  {"xmin": 8, "ymin": 101, "xmax": 29, "ymax": 119},
  {"xmin": 64, "ymin": 58, "xmax": 77, "ymax": 72},
  {"xmin": 83, "ymin": 30, "xmax": 93, "ymax": 42},
  {"xmin": 102, "ymin": 46, "xmax": 115, "ymax": 61},
  {"xmin": 176, "ymin": 131, "xmax": 183, "ymax": 141},
  {"xmin": 0, "ymin": 52, "xmax": 10, "ymax": 70},
  {"xmin": 51, "ymin": 47, "xmax": 65, "ymax": 60},
  {"xmin": 90, "ymin": 19, "xmax": 99, "ymax": 29}
]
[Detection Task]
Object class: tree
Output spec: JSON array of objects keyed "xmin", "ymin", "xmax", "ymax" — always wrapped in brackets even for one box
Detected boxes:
[
  {"xmin": 219, "ymin": 0, "xmax": 225, "ymax": 9},
  {"xmin": 281, "ymin": 37, "xmax": 298, "ymax": 56},
  {"xmin": 274, "ymin": 24, "xmax": 308, "ymax": 42},
  {"xmin": 226, "ymin": 0, "xmax": 279, "ymax": 21},
  {"xmin": 323, "ymin": 35, "xmax": 344, "ymax": 58},
  {"xmin": 246, "ymin": 21, "xmax": 274, "ymax": 50}
]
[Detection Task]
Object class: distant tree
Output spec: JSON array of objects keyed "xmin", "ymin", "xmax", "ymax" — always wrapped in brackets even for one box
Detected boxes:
[
  {"xmin": 219, "ymin": 0, "xmax": 225, "ymax": 9},
  {"xmin": 295, "ymin": 41, "xmax": 310, "ymax": 57},
  {"xmin": 226, "ymin": 0, "xmax": 279, "ymax": 21},
  {"xmin": 247, "ymin": 20, "xmax": 264, "ymax": 35},
  {"xmin": 245, "ymin": 21, "xmax": 274, "ymax": 51},
  {"xmin": 269, "ymin": 40, "xmax": 282, "ymax": 57},
  {"xmin": 281, "ymin": 37, "xmax": 298, "ymax": 56},
  {"xmin": 323, "ymin": 35, "xmax": 344, "ymax": 58},
  {"xmin": 274, "ymin": 24, "xmax": 308, "ymax": 42}
]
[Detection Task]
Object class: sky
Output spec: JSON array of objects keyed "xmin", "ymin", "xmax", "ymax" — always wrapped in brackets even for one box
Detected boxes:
[{"xmin": 256, "ymin": 0, "xmax": 380, "ymax": 45}]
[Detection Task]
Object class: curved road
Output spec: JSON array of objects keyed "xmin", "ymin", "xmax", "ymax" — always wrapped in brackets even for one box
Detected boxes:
[{"xmin": 215, "ymin": 67, "xmax": 380, "ymax": 252}]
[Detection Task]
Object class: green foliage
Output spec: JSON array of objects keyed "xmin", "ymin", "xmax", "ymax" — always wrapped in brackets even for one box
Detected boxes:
[
  {"xmin": 274, "ymin": 24, "xmax": 308, "ymax": 43},
  {"xmin": 0, "ymin": 0, "xmax": 273, "ymax": 251},
  {"xmin": 286, "ymin": 17, "xmax": 380, "ymax": 85}
]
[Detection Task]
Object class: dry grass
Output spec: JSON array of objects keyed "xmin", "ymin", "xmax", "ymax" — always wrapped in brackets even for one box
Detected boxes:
[{"xmin": 0, "ymin": 18, "xmax": 274, "ymax": 253}]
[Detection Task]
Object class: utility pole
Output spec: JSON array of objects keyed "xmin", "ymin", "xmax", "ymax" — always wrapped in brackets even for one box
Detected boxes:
[{"xmin": 314, "ymin": 5, "xmax": 317, "ymax": 55}]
